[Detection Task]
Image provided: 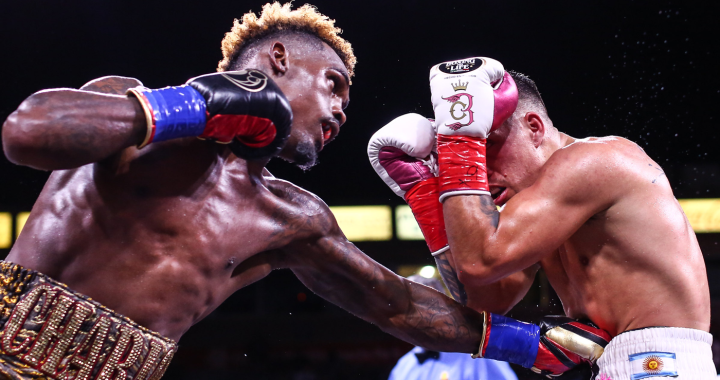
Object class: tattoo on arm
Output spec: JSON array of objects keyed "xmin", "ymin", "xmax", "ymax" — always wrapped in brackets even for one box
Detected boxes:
[
  {"xmin": 480, "ymin": 195, "xmax": 499, "ymax": 228},
  {"xmin": 648, "ymin": 163, "xmax": 666, "ymax": 184},
  {"xmin": 271, "ymin": 190, "xmax": 484, "ymax": 352},
  {"xmin": 434, "ymin": 253, "xmax": 468, "ymax": 305}
]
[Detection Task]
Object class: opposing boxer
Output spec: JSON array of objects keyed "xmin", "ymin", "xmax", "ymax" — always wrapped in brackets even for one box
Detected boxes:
[
  {"xmin": 370, "ymin": 116, "xmax": 608, "ymax": 379},
  {"xmin": 385, "ymin": 56, "xmax": 712, "ymax": 379},
  {"xmin": 0, "ymin": 3, "xmax": 599, "ymax": 379}
]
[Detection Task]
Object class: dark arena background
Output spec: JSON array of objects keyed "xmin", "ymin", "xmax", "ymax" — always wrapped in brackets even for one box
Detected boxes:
[{"xmin": 1, "ymin": 0, "xmax": 719, "ymax": 379}]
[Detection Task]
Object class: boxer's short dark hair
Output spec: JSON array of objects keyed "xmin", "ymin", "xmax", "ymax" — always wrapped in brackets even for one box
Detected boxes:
[
  {"xmin": 509, "ymin": 71, "xmax": 549, "ymax": 118},
  {"xmin": 218, "ymin": 2, "xmax": 356, "ymax": 80}
]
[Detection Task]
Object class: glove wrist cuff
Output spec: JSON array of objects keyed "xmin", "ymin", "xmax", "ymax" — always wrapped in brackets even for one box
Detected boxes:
[
  {"xmin": 404, "ymin": 177, "xmax": 448, "ymax": 253},
  {"xmin": 127, "ymin": 85, "xmax": 207, "ymax": 148},
  {"xmin": 474, "ymin": 313, "xmax": 541, "ymax": 369},
  {"xmin": 437, "ymin": 135, "xmax": 489, "ymax": 202}
]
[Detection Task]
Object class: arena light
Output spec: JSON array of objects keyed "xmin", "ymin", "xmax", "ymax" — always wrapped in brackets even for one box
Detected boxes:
[
  {"xmin": 677, "ymin": 199, "xmax": 720, "ymax": 233},
  {"xmin": 419, "ymin": 266, "xmax": 436, "ymax": 278},
  {"xmin": 0, "ymin": 213, "xmax": 11, "ymax": 249},
  {"xmin": 329, "ymin": 206, "xmax": 392, "ymax": 242},
  {"xmin": 395, "ymin": 205, "xmax": 424, "ymax": 240},
  {"xmin": 16, "ymin": 212, "xmax": 30, "ymax": 239},
  {"xmin": 3, "ymin": 199, "xmax": 720, "ymax": 248}
]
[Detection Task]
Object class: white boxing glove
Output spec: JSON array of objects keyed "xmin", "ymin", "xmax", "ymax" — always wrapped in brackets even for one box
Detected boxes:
[
  {"xmin": 430, "ymin": 57, "xmax": 515, "ymax": 138},
  {"xmin": 367, "ymin": 114, "xmax": 449, "ymax": 255},
  {"xmin": 367, "ymin": 114, "xmax": 436, "ymax": 198},
  {"xmin": 429, "ymin": 57, "xmax": 518, "ymax": 202}
]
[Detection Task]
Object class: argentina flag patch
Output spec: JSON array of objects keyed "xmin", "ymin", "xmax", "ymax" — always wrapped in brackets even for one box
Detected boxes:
[{"xmin": 629, "ymin": 351, "xmax": 678, "ymax": 379}]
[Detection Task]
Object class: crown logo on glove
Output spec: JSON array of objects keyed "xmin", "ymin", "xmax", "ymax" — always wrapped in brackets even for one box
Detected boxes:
[{"xmin": 451, "ymin": 80, "xmax": 468, "ymax": 91}]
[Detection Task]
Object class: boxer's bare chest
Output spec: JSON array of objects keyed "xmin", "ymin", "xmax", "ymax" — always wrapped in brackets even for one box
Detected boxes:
[
  {"xmin": 10, "ymin": 147, "xmax": 314, "ymax": 292},
  {"xmin": 539, "ymin": 212, "xmax": 616, "ymax": 319},
  {"xmin": 8, "ymin": 150, "xmax": 330, "ymax": 336}
]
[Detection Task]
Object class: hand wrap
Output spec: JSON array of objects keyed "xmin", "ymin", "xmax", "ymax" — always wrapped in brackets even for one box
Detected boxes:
[{"xmin": 437, "ymin": 134, "xmax": 489, "ymax": 202}]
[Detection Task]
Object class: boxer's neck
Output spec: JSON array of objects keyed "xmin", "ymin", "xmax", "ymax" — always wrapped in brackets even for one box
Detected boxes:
[
  {"xmin": 539, "ymin": 128, "xmax": 575, "ymax": 163},
  {"xmin": 220, "ymin": 146, "xmax": 270, "ymax": 184}
]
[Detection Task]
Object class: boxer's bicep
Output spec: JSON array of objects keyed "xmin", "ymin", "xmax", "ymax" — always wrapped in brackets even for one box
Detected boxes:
[
  {"xmin": 2, "ymin": 76, "xmax": 147, "ymax": 170},
  {"xmin": 487, "ymin": 156, "xmax": 614, "ymax": 276},
  {"xmin": 446, "ymin": 150, "xmax": 611, "ymax": 286}
]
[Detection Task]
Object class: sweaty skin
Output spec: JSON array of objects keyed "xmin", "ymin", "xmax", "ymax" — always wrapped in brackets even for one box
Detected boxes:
[
  {"xmin": 1, "ymin": 42, "xmax": 486, "ymax": 352},
  {"xmin": 439, "ymin": 112, "xmax": 710, "ymax": 337}
]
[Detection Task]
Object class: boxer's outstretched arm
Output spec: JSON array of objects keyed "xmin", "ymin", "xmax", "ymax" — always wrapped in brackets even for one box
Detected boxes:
[
  {"xmin": 444, "ymin": 143, "xmax": 615, "ymax": 287},
  {"xmin": 289, "ymin": 235, "xmax": 484, "ymax": 353},
  {"xmin": 2, "ymin": 76, "xmax": 146, "ymax": 170}
]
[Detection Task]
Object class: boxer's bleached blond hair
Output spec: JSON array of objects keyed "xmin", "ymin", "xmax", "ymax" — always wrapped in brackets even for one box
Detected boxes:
[{"xmin": 218, "ymin": 2, "xmax": 356, "ymax": 80}]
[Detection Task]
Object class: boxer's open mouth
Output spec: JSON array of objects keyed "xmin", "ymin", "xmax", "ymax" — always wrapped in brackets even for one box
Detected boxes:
[
  {"xmin": 491, "ymin": 187, "xmax": 508, "ymax": 206},
  {"xmin": 321, "ymin": 121, "xmax": 339, "ymax": 143},
  {"xmin": 321, "ymin": 122, "xmax": 331, "ymax": 141}
]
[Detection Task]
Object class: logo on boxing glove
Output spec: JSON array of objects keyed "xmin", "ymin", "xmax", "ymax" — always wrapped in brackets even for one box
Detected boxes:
[
  {"xmin": 221, "ymin": 69, "xmax": 268, "ymax": 92},
  {"xmin": 442, "ymin": 88, "xmax": 475, "ymax": 131},
  {"xmin": 438, "ymin": 58, "xmax": 481, "ymax": 74}
]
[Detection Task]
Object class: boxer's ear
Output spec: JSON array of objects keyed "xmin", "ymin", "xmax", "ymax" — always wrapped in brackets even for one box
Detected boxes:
[
  {"xmin": 523, "ymin": 112, "xmax": 546, "ymax": 148},
  {"xmin": 267, "ymin": 42, "xmax": 289, "ymax": 75}
]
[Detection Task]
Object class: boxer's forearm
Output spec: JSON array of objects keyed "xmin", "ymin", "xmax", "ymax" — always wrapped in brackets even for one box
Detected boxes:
[
  {"xmin": 434, "ymin": 252, "xmax": 468, "ymax": 305},
  {"xmin": 2, "ymin": 81, "xmax": 146, "ymax": 170},
  {"xmin": 443, "ymin": 194, "xmax": 512, "ymax": 286},
  {"xmin": 291, "ymin": 236, "xmax": 484, "ymax": 353},
  {"xmin": 436, "ymin": 249, "xmax": 539, "ymax": 314}
]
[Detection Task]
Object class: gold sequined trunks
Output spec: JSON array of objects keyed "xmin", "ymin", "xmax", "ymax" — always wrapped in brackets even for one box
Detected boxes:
[{"xmin": 0, "ymin": 261, "xmax": 177, "ymax": 380}]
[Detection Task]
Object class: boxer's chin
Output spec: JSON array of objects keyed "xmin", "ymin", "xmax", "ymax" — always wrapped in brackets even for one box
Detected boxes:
[{"xmin": 285, "ymin": 140, "xmax": 320, "ymax": 171}]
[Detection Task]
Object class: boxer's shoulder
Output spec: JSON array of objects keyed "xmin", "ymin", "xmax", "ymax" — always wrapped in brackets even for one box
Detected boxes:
[
  {"xmin": 550, "ymin": 136, "xmax": 649, "ymax": 176},
  {"xmin": 538, "ymin": 136, "xmax": 654, "ymax": 204},
  {"xmin": 264, "ymin": 177, "xmax": 340, "ymax": 240}
]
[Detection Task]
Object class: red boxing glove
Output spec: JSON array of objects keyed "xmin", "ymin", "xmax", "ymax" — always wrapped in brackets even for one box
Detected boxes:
[
  {"xmin": 403, "ymin": 176, "xmax": 447, "ymax": 255},
  {"xmin": 532, "ymin": 316, "xmax": 611, "ymax": 378}
]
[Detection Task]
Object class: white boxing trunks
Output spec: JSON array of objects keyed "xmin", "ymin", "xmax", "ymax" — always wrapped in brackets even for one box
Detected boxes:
[{"xmin": 596, "ymin": 327, "xmax": 716, "ymax": 380}]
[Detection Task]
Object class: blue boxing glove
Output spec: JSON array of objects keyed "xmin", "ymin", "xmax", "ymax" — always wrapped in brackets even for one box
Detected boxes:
[{"xmin": 127, "ymin": 69, "xmax": 292, "ymax": 160}]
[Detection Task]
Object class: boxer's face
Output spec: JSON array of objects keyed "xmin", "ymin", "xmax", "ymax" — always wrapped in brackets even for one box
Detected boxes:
[
  {"xmin": 274, "ymin": 44, "xmax": 350, "ymax": 170},
  {"xmin": 486, "ymin": 114, "xmax": 546, "ymax": 206}
]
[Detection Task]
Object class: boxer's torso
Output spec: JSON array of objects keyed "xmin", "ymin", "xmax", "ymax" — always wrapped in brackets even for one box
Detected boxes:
[
  {"xmin": 6, "ymin": 139, "xmax": 328, "ymax": 341},
  {"xmin": 538, "ymin": 137, "xmax": 710, "ymax": 337}
]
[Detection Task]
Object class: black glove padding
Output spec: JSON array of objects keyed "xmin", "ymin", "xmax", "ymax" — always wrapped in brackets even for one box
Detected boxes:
[{"xmin": 187, "ymin": 69, "xmax": 292, "ymax": 160}]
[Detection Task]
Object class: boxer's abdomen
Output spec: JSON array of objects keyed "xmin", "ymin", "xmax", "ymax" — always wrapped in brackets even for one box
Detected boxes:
[
  {"xmin": 543, "ymin": 167, "xmax": 710, "ymax": 337},
  {"xmin": 6, "ymin": 159, "xmax": 289, "ymax": 341}
]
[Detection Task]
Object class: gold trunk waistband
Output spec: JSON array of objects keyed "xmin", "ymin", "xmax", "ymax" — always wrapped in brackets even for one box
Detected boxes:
[{"xmin": 0, "ymin": 261, "xmax": 177, "ymax": 380}]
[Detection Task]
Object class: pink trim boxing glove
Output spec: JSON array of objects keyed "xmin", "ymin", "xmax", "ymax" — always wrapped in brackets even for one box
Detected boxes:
[{"xmin": 429, "ymin": 57, "xmax": 518, "ymax": 202}]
